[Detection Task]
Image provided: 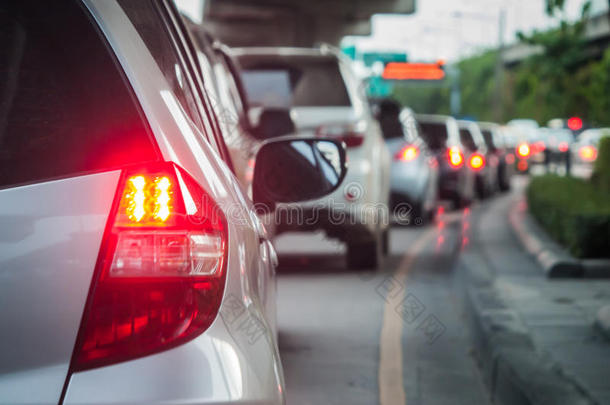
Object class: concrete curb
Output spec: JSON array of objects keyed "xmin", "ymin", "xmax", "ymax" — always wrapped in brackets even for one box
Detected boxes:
[
  {"xmin": 509, "ymin": 199, "xmax": 610, "ymax": 278},
  {"xmin": 595, "ymin": 305, "xmax": 610, "ymax": 341},
  {"xmin": 460, "ymin": 257, "xmax": 598, "ymax": 405}
]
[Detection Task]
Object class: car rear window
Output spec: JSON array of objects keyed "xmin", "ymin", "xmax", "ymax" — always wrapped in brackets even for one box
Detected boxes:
[
  {"xmin": 419, "ymin": 122, "xmax": 448, "ymax": 150},
  {"xmin": 481, "ymin": 129, "xmax": 497, "ymax": 151},
  {"xmin": 239, "ymin": 56, "xmax": 351, "ymax": 108},
  {"xmin": 0, "ymin": 0, "xmax": 158, "ymax": 189},
  {"xmin": 459, "ymin": 128, "xmax": 478, "ymax": 152}
]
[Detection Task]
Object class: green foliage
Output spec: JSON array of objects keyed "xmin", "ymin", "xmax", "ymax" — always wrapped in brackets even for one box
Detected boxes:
[
  {"xmin": 592, "ymin": 136, "xmax": 610, "ymax": 191},
  {"xmin": 545, "ymin": 0, "xmax": 566, "ymax": 16},
  {"xmin": 391, "ymin": 85, "xmax": 450, "ymax": 116},
  {"xmin": 391, "ymin": 14, "xmax": 610, "ymax": 125},
  {"xmin": 457, "ymin": 51, "xmax": 500, "ymax": 122},
  {"xmin": 527, "ymin": 175, "xmax": 610, "ymax": 258}
]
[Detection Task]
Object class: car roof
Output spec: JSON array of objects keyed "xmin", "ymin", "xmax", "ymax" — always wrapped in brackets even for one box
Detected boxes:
[{"xmin": 415, "ymin": 113, "xmax": 455, "ymax": 123}]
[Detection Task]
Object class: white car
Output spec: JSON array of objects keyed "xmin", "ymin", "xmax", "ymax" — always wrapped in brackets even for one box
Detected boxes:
[
  {"xmin": 0, "ymin": 1, "xmax": 346, "ymax": 404},
  {"xmin": 233, "ymin": 47, "xmax": 392, "ymax": 269}
]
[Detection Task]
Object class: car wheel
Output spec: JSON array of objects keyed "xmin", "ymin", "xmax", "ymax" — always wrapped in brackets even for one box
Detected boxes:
[
  {"xmin": 382, "ymin": 228, "xmax": 390, "ymax": 255},
  {"xmin": 347, "ymin": 233, "xmax": 383, "ymax": 270}
]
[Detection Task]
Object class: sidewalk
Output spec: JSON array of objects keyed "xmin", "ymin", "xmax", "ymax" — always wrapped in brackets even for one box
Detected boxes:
[{"xmin": 460, "ymin": 186, "xmax": 610, "ymax": 405}]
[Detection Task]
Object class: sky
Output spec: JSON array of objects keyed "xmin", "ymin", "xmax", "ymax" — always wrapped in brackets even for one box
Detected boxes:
[{"xmin": 343, "ymin": 0, "xmax": 608, "ymax": 62}]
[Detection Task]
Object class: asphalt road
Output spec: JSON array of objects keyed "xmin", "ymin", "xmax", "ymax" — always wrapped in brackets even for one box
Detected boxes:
[{"xmin": 274, "ymin": 199, "xmax": 493, "ymax": 404}]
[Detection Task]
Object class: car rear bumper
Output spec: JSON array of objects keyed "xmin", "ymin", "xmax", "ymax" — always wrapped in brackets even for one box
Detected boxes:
[{"xmin": 63, "ymin": 313, "xmax": 284, "ymax": 405}]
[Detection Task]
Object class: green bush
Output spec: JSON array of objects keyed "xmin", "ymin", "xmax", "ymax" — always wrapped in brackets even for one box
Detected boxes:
[
  {"xmin": 592, "ymin": 136, "xmax": 610, "ymax": 192},
  {"xmin": 527, "ymin": 175, "xmax": 610, "ymax": 258}
]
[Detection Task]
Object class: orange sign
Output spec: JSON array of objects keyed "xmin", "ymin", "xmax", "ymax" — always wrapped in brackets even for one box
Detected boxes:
[{"xmin": 382, "ymin": 62, "xmax": 445, "ymax": 81}]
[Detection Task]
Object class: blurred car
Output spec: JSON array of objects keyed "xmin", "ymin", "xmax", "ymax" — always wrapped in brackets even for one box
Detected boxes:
[
  {"xmin": 0, "ymin": 1, "xmax": 348, "ymax": 404},
  {"xmin": 416, "ymin": 114, "xmax": 476, "ymax": 209},
  {"xmin": 528, "ymin": 128, "xmax": 549, "ymax": 164},
  {"xmin": 375, "ymin": 101, "xmax": 439, "ymax": 223},
  {"xmin": 505, "ymin": 124, "xmax": 534, "ymax": 173},
  {"xmin": 572, "ymin": 128, "xmax": 610, "ymax": 165},
  {"xmin": 457, "ymin": 120, "xmax": 496, "ymax": 198},
  {"xmin": 539, "ymin": 127, "xmax": 573, "ymax": 163},
  {"xmin": 233, "ymin": 47, "xmax": 391, "ymax": 269},
  {"xmin": 479, "ymin": 122, "xmax": 513, "ymax": 191}
]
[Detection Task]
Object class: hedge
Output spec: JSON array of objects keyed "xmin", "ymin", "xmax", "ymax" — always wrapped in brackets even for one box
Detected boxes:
[
  {"xmin": 527, "ymin": 175, "xmax": 610, "ymax": 258},
  {"xmin": 592, "ymin": 136, "xmax": 610, "ymax": 192}
]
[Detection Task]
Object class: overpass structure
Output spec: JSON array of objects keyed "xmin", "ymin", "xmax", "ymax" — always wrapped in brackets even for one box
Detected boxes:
[{"xmin": 202, "ymin": 0, "xmax": 416, "ymax": 47}]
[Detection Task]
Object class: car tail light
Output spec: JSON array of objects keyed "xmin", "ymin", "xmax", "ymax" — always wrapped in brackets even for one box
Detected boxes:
[
  {"xmin": 579, "ymin": 145, "xmax": 597, "ymax": 162},
  {"xmin": 468, "ymin": 153, "xmax": 485, "ymax": 171},
  {"xmin": 505, "ymin": 153, "xmax": 516, "ymax": 164},
  {"xmin": 73, "ymin": 162, "xmax": 227, "ymax": 371},
  {"xmin": 395, "ymin": 145, "xmax": 419, "ymax": 161},
  {"xmin": 517, "ymin": 143, "xmax": 530, "ymax": 158},
  {"xmin": 316, "ymin": 123, "xmax": 365, "ymax": 148},
  {"xmin": 558, "ymin": 142, "xmax": 569, "ymax": 152},
  {"xmin": 447, "ymin": 146, "xmax": 464, "ymax": 168},
  {"xmin": 533, "ymin": 141, "xmax": 546, "ymax": 153},
  {"xmin": 517, "ymin": 160, "xmax": 529, "ymax": 171}
]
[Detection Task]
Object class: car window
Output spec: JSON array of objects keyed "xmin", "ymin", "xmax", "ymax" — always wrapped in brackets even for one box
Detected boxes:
[
  {"xmin": 240, "ymin": 57, "xmax": 351, "ymax": 108},
  {"xmin": 419, "ymin": 122, "xmax": 448, "ymax": 150},
  {"xmin": 481, "ymin": 129, "xmax": 497, "ymax": 151},
  {"xmin": 0, "ymin": 0, "xmax": 158, "ymax": 189},
  {"xmin": 459, "ymin": 128, "xmax": 478, "ymax": 152},
  {"xmin": 118, "ymin": 0, "xmax": 206, "ymax": 134}
]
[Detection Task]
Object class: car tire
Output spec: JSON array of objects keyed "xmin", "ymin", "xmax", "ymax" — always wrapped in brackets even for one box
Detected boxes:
[
  {"xmin": 475, "ymin": 176, "xmax": 488, "ymax": 199},
  {"xmin": 347, "ymin": 233, "xmax": 383, "ymax": 270},
  {"xmin": 381, "ymin": 228, "xmax": 390, "ymax": 255}
]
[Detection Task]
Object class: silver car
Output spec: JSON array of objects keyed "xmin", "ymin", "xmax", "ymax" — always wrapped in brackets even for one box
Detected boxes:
[
  {"xmin": 0, "ymin": 1, "xmax": 346, "ymax": 404},
  {"xmin": 232, "ymin": 47, "xmax": 392, "ymax": 269},
  {"xmin": 379, "ymin": 104, "xmax": 439, "ymax": 223}
]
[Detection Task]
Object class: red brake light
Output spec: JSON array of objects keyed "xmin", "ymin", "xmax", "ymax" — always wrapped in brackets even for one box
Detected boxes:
[
  {"xmin": 74, "ymin": 162, "xmax": 227, "ymax": 371},
  {"xmin": 468, "ymin": 153, "xmax": 485, "ymax": 171},
  {"xmin": 558, "ymin": 142, "xmax": 569, "ymax": 152},
  {"xmin": 517, "ymin": 143, "xmax": 530, "ymax": 158},
  {"xmin": 579, "ymin": 145, "xmax": 597, "ymax": 161},
  {"xmin": 395, "ymin": 145, "xmax": 419, "ymax": 161},
  {"xmin": 316, "ymin": 124, "xmax": 365, "ymax": 148},
  {"xmin": 534, "ymin": 141, "xmax": 546, "ymax": 153},
  {"xmin": 447, "ymin": 147, "xmax": 463, "ymax": 168},
  {"xmin": 341, "ymin": 134, "xmax": 365, "ymax": 147},
  {"xmin": 567, "ymin": 117, "xmax": 583, "ymax": 131}
]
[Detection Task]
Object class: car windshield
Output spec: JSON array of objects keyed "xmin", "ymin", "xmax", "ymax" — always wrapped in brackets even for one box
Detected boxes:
[{"xmin": 239, "ymin": 57, "xmax": 351, "ymax": 108}]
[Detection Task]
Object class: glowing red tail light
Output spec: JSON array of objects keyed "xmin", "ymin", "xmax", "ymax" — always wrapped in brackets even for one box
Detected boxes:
[
  {"xmin": 316, "ymin": 123, "xmax": 365, "ymax": 148},
  {"xmin": 395, "ymin": 145, "xmax": 419, "ymax": 161},
  {"xmin": 447, "ymin": 147, "xmax": 464, "ymax": 168},
  {"xmin": 558, "ymin": 142, "xmax": 569, "ymax": 152},
  {"xmin": 73, "ymin": 162, "xmax": 227, "ymax": 371},
  {"xmin": 468, "ymin": 153, "xmax": 486, "ymax": 171},
  {"xmin": 517, "ymin": 143, "xmax": 530, "ymax": 158}
]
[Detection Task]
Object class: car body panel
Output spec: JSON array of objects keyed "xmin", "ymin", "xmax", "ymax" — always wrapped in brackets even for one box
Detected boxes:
[
  {"xmin": 58, "ymin": 1, "xmax": 284, "ymax": 403},
  {"xmin": 0, "ymin": 172, "xmax": 120, "ymax": 405}
]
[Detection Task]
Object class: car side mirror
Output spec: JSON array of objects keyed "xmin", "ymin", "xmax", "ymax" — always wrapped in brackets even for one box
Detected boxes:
[
  {"xmin": 252, "ymin": 108, "xmax": 296, "ymax": 140},
  {"xmin": 253, "ymin": 138, "xmax": 347, "ymax": 208}
]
